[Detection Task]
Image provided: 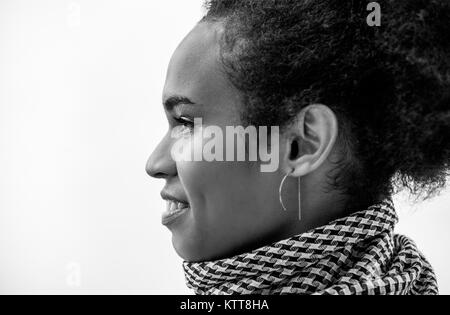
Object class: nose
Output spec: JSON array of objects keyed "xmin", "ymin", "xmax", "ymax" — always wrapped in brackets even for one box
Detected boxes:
[{"xmin": 146, "ymin": 133, "xmax": 177, "ymax": 179}]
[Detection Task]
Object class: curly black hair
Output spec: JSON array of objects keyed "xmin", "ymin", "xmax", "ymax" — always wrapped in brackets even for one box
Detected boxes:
[{"xmin": 202, "ymin": 0, "xmax": 450, "ymax": 207}]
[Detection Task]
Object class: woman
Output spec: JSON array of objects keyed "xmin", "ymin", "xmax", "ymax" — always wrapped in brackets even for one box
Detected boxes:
[{"xmin": 147, "ymin": 0, "xmax": 449, "ymax": 295}]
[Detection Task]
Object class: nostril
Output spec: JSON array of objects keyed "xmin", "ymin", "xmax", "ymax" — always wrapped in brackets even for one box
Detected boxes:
[
  {"xmin": 146, "ymin": 159, "xmax": 170, "ymax": 179},
  {"xmin": 152, "ymin": 172, "xmax": 167, "ymax": 179},
  {"xmin": 146, "ymin": 163, "xmax": 165, "ymax": 178}
]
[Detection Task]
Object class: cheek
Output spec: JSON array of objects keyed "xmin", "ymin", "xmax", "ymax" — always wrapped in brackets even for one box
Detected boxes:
[
  {"xmin": 174, "ymin": 130, "xmax": 238, "ymax": 206},
  {"xmin": 178, "ymin": 160, "xmax": 244, "ymax": 209},
  {"xmin": 174, "ymin": 133, "xmax": 215, "ymax": 204},
  {"xmin": 173, "ymin": 126, "xmax": 277, "ymax": 225},
  {"xmin": 177, "ymin": 159, "xmax": 263, "ymax": 237}
]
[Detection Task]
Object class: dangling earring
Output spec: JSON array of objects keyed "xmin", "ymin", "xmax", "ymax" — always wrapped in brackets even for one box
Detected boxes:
[
  {"xmin": 278, "ymin": 169, "xmax": 302, "ymax": 221},
  {"xmin": 278, "ymin": 170, "xmax": 292, "ymax": 212},
  {"xmin": 297, "ymin": 176, "xmax": 301, "ymax": 221}
]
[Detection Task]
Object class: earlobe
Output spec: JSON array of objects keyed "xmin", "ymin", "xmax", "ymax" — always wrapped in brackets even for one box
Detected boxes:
[{"xmin": 285, "ymin": 104, "xmax": 338, "ymax": 177}]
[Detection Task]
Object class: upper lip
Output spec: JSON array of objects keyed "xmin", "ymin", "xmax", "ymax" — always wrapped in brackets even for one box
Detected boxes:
[{"xmin": 160, "ymin": 191, "xmax": 189, "ymax": 204}]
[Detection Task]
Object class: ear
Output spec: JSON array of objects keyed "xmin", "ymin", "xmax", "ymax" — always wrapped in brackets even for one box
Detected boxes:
[{"xmin": 283, "ymin": 104, "xmax": 338, "ymax": 177}]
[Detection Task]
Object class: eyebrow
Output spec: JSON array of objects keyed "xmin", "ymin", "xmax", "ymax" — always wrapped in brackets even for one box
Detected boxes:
[{"xmin": 163, "ymin": 95, "xmax": 196, "ymax": 111}]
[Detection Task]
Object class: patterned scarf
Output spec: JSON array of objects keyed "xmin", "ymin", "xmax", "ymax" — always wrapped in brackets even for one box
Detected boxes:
[{"xmin": 183, "ymin": 200, "xmax": 438, "ymax": 295}]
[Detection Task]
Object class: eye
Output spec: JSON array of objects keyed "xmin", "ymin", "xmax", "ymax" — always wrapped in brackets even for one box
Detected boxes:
[{"xmin": 175, "ymin": 116, "xmax": 194, "ymax": 129}]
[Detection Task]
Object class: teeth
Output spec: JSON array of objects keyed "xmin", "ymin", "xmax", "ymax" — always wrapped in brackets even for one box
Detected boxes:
[{"xmin": 167, "ymin": 201, "xmax": 189, "ymax": 214}]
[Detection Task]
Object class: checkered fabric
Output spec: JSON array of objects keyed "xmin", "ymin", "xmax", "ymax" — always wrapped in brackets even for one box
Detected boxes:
[{"xmin": 183, "ymin": 200, "xmax": 438, "ymax": 295}]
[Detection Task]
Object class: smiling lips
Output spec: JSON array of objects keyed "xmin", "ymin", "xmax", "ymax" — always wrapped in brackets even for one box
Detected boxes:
[{"xmin": 162, "ymin": 200, "xmax": 190, "ymax": 226}]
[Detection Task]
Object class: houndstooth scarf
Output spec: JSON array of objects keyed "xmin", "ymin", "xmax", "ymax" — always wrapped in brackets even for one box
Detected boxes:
[{"xmin": 183, "ymin": 200, "xmax": 438, "ymax": 295}]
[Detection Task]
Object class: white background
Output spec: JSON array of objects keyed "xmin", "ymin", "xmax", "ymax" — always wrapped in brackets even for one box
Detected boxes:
[{"xmin": 0, "ymin": 0, "xmax": 449, "ymax": 295}]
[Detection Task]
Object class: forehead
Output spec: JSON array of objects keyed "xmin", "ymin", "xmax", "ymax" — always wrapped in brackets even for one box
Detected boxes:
[{"xmin": 163, "ymin": 22, "xmax": 240, "ymax": 117}]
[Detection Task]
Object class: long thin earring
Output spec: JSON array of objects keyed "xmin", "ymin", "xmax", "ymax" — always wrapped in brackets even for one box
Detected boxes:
[
  {"xmin": 278, "ymin": 169, "xmax": 302, "ymax": 221},
  {"xmin": 297, "ymin": 176, "xmax": 302, "ymax": 221},
  {"xmin": 278, "ymin": 170, "xmax": 292, "ymax": 212}
]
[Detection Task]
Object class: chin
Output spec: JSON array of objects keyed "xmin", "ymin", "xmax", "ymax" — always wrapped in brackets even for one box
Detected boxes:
[{"xmin": 171, "ymin": 231, "xmax": 209, "ymax": 263}]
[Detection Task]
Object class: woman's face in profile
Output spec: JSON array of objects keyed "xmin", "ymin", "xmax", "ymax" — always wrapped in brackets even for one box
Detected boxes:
[{"xmin": 147, "ymin": 23, "xmax": 299, "ymax": 262}]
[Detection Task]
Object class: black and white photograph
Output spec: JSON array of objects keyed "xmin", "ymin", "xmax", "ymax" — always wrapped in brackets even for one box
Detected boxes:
[{"xmin": 0, "ymin": 0, "xmax": 449, "ymax": 300}]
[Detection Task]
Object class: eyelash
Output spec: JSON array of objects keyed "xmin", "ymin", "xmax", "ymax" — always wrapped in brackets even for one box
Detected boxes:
[{"xmin": 175, "ymin": 116, "xmax": 194, "ymax": 129}]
